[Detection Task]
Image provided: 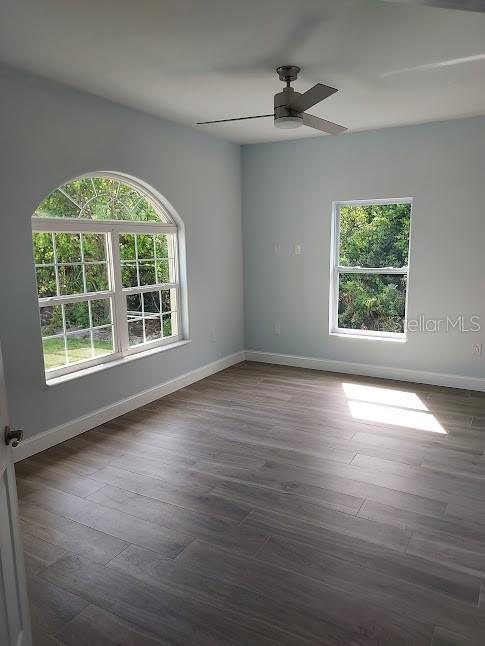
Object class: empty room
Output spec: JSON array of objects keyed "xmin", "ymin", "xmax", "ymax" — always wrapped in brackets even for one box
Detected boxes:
[{"xmin": 1, "ymin": 1, "xmax": 485, "ymax": 645}]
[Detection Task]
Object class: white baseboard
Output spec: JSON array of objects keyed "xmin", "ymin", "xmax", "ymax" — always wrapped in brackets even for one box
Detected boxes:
[
  {"xmin": 14, "ymin": 351, "xmax": 245, "ymax": 463},
  {"xmin": 245, "ymin": 350, "xmax": 485, "ymax": 393}
]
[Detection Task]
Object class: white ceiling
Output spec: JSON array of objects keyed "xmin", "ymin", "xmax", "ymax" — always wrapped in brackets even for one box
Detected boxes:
[{"xmin": 1, "ymin": 0, "xmax": 484, "ymax": 144}]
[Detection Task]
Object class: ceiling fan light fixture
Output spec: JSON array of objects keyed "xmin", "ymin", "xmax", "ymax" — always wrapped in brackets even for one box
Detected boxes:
[{"xmin": 274, "ymin": 115, "xmax": 303, "ymax": 129}]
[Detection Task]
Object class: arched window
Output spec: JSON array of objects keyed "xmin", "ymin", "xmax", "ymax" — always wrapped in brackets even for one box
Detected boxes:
[{"xmin": 32, "ymin": 174, "xmax": 182, "ymax": 378}]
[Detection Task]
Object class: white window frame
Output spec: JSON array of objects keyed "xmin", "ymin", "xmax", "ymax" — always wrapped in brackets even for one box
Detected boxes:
[
  {"xmin": 32, "ymin": 216, "xmax": 182, "ymax": 379},
  {"xmin": 329, "ymin": 197, "xmax": 413, "ymax": 341}
]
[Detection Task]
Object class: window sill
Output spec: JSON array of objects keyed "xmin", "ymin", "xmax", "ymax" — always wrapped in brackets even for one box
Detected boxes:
[
  {"xmin": 46, "ymin": 339, "xmax": 191, "ymax": 386},
  {"xmin": 330, "ymin": 331, "xmax": 407, "ymax": 343}
]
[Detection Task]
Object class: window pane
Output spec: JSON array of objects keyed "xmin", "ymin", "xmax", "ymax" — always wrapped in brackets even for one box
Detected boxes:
[
  {"xmin": 121, "ymin": 261, "xmax": 138, "ymax": 288},
  {"xmin": 143, "ymin": 291, "xmax": 160, "ymax": 314},
  {"xmin": 55, "ymin": 233, "xmax": 81, "ymax": 263},
  {"xmin": 42, "ymin": 337, "xmax": 66, "ymax": 370},
  {"xmin": 82, "ymin": 233, "xmax": 106, "ymax": 261},
  {"xmin": 85, "ymin": 193, "xmax": 116, "ymax": 220},
  {"xmin": 41, "ymin": 301, "xmax": 115, "ymax": 371},
  {"xmin": 91, "ymin": 177, "xmax": 118, "ymax": 197},
  {"xmin": 126, "ymin": 293, "xmax": 142, "ymax": 319},
  {"xmin": 138, "ymin": 262, "xmax": 156, "ymax": 287},
  {"xmin": 33, "ymin": 232, "xmax": 54, "ymax": 265},
  {"xmin": 34, "ymin": 176, "xmax": 170, "ymax": 222},
  {"xmin": 40, "ymin": 305, "xmax": 63, "ymax": 337},
  {"xmin": 168, "ymin": 258, "xmax": 176, "ymax": 282},
  {"xmin": 92, "ymin": 326, "xmax": 113, "ymax": 356},
  {"xmin": 339, "ymin": 203, "xmax": 411, "ymax": 268},
  {"xmin": 64, "ymin": 301, "xmax": 89, "ymax": 331},
  {"xmin": 36, "ymin": 267, "xmax": 57, "ymax": 298},
  {"xmin": 66, "ymin": 330, "xmax": 92, "ymax": 363},
  {"xmin": 131, "ymin": 199, "xmax": 161, "ymax": 222},
  {"xmin": 91, "ymin": 298, "xmax": 112, "ymax": 327},
  {"xmin": 136, "ymin": 234, "xmax": 154, "ymax": 260},
  {"xmin": 117, "ymin": 183, "xmax": 141, "ymax": 201},
  {"xmin": 162, "ymin": 314, "xmax": 173, "ymax": 337},
  {"xmin": 35, "ymin": 190, "xmax": 79, "ymax": 218},
  {"xmin": 85, "ymin": 263, "xmax": 109, "ymax": 292},
  {"xmin": 62, "ymin": 178, "xmax": 96, "ymax": 206},
  {"xmin": 119, "ymin": 234, "xmax": 136, "ymax": 261},
  {"xmin": 144, "ymin": 317, "xmax": 161, "ymax": 342},
  {"xmin": 58, "ymin": 264, "xmax": 84, "ymax": 295},
  {"xmin": 156, "ymin": 259, "xmax": 169, "ymax": 283},
  {"xmin": 107, "ymin": 198, "xmax": 131, "ymax": 221},
  {"xmin": 128, "ymin": 320, "xmax": 144, "ymax": 346},
  {"xmin": 154, "ymin": 234, "xmax": 169, "ymax": 259},
  {"xmin": 338, "ymin": 273, "xmax": 407, "ymax": 333},
  {"xmin": 161, "ymin": 289, "xmax": 172, "ymax": 313}
]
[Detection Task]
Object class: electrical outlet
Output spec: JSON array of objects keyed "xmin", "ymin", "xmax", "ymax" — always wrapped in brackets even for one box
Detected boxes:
[
  {"xmin": 210, "ymin": 329, "xmax": 217, "ymax": 343},
  {"xmin": 294, "ymin": 243, "xmax": 302, "ymax": 255},
  {"xmin": 273, "ymin": 323, "xmax": 281, "ymax": 336},
  {"xmin": 273, "ymin": 243, "xmax": 281, "ymax": 254},
  {"xmin": 472, "ymin": 343, "xmax": 483, "ymax": 356}
]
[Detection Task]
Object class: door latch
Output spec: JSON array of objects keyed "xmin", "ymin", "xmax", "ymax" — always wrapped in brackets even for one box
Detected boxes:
[{"xmin": 4, "ymin": 426, "xmax": 24, "ymax": 448}]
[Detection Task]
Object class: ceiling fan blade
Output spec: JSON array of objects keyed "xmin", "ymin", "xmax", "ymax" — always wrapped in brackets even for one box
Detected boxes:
[
  {"xmin": 382, "ymin": 53, "xmax": 485, "ymax": 77},
  {"xmin": 302, "ymin": 113, "xmax": 347, "ymax": 135},
  {"xmin": 197, "ymin": 114, "xmax": 274, "ymax": 125},
  {"xmin": 288, "ymin": 84, "xmax": 338, "ymax": 113},
  {"xmin": 380, "ymin": 0, "xmax": 485, "ymax": 12}
]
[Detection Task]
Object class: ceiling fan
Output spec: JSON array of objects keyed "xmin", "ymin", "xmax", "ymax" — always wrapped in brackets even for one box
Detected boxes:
[{"xmin": 197, "ymin": 66, "xmax": 347, "ymax": 135}]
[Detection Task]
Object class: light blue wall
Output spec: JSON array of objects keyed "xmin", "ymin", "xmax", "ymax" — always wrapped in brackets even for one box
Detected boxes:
[
  {"xmin": 0, "ymin": 65, "xmax": 244, "ymax": 439},
  {"xmin": 1, "ymin": 63, "xmax": 483, "ymax": 443},
  {"xmin": 242, "ymin": 116, "xmax": 485, "ymax": 379}
]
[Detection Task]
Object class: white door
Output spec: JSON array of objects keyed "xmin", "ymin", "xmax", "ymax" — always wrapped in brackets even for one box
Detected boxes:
[{"xmin": 0, "ymin": 342, "xmax": 32, "ymax": 646}]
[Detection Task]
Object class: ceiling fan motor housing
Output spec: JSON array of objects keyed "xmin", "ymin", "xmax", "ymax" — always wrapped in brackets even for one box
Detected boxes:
[{"xmin": 274, "ymin": 87, "xmax": 303, "ymax": 128}]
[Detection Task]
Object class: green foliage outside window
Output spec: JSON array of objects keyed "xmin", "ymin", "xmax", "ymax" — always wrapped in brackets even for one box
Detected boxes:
[
  {"xmin": 33, "ymin": 177, "xmax": 173, "ymax": 369},
  {"xmin": 35, "ymin": 177, "xmax": 164, "ymax": 222},
  {"xmin": 338, "ymin": 274, "xmax": 407, "ymax": 333},
  {"xmin": 337, "ymin": 203, "xmax": 411, "ymax": 333}
]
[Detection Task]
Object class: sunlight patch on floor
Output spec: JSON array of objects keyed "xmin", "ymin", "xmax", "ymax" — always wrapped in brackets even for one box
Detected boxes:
[
  {"xmin": 342, "ymin": 383, "xmax": 428, "ymax": 410},
  {"xmin": 342, "ymin": 383, "xmax": 447, "ymax": 434}
]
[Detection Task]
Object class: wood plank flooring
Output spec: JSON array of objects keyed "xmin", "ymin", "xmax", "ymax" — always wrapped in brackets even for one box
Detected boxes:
[{"xmin": 16, "ymin": 361, "xmax": 485, "ymax": 646}]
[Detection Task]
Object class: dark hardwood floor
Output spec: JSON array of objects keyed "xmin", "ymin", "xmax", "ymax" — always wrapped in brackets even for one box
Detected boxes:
[{"xmin": 15, "ymin": 361, "xmax": 485, "ymax": 646}]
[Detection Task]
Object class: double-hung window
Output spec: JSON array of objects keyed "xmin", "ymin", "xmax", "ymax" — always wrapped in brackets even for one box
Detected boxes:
[
  {"xmin": 330, "ymin": 199, "xmax": 412, "ymax": 339},
  {"xmin": 32, "ymin": 174, "xmax": 182, "ymax": 379}
]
